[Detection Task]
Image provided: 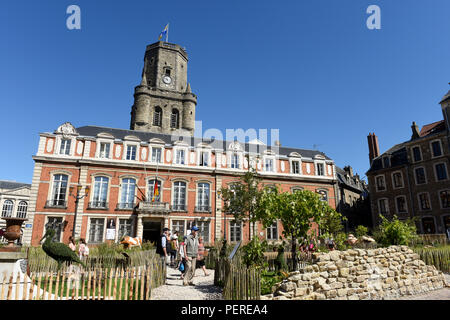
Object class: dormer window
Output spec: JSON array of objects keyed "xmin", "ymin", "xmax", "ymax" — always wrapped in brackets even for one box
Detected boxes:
[
  {"xmin": 231, "ymin": 153, "xmax": 240, "ymax": 169},
  {"xmin": 292, "ymin": 161, "xmax": 300, "ymax": 174},
  {"xmin": 175, "ymin": 149, "xmax": 185, "ymax": 164},
  {"xmin": 151, "ymin": 147, "xmax": 162, "ymax": 163},
  {"xmin": 199, "ymin": 151, "xmax": 209, "ymax": 167},
  {"xmin": 383, "ymin": 156, "xmax": 390, "ymax": 168},
  {"xmin": 316, "ymin": 163, "xmax": 325, "ymax": 176},
  {"xmin": 99, "ymin": 142, "xmax": 110, "ymax": 159},
  {"xmin": 60, "ymin": 139, "xmax": 71, "ymax": 155},
  {"xmin": 265, "ymin": 158, "xmax": 274, "ymax": 172},
  {"xmin": 126, "ymin": 145, "xmax": 137, "ymax": 160}
]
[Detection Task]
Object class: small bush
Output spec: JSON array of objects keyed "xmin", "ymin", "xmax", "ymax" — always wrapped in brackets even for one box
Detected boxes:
[
  {"xmin": 242, "ymin": 237, "xmax": 268, "ymax": 268},
  {"xmin": 355, "ymin": 225, "xmax": 368, "ymax": 238},
  {"xmin": 375, "ymin": 215, "xmax": 417, "ymax": 247}
]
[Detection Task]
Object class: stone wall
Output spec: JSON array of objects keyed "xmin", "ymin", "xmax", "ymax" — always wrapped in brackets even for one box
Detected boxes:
[{"xmin": 261, "ymin": 246, "xmax": 449, "ymax": 300}]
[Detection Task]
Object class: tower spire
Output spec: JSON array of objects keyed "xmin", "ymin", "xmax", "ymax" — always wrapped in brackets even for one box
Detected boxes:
[
  {"xmin": 140, "ymin": 59, "xmax": 148, "ymax": 86},
  {"xmin": 186, "ymin": 83, "xmax": 191, "ymax": 93}
]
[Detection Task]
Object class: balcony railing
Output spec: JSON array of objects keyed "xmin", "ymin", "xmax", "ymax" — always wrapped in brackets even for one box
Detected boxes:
[
  {"xmin": 116, "ymin": 203, "xmax": 135, "ymax": 210},
  {"xmin": 194, "ymin": 205, "xmax": 211, "ymax": 213},
  {"xmin": 138, "ymin": 201, "xmax": 170, "ymax": 213},
  {"xmin": 45, "ymin": 200, "xmax": 67, "ymax": 208},
  {"xmin": 88, "ymin": 201, "xmax": 108, "ymax": 210}
]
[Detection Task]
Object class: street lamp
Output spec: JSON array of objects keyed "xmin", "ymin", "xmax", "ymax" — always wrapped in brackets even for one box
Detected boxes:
[{"xmin": 69, "ymin": 185, "xmax": 90, "ymax": 239}]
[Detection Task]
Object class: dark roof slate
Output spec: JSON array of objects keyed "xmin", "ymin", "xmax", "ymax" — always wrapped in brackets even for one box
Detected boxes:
[
  {"xmin": 0, "ymin": 181, "xmax": 31, "ymax": 190},
  {"xmin": 75, "ymin": 125, "xmax": 333, "ymax": 160}
]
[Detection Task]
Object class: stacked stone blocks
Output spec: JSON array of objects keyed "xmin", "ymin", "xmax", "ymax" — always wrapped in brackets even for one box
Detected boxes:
[{"xmin": 262, "ymin": 246, "xmax": 448, "ymax": 300}]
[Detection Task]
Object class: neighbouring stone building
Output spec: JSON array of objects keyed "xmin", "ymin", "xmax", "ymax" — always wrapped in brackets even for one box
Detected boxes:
[
  {"xmin": 335, "ymin": 166, "xmax": 371, "ymax": 230},
  {"xmin": 24, "ymin": 40, "xmax": 340, "ymax": 246},
  {"xmin": 263, "ymin": 246, "xmax": 448, "ymax": 300},
  {"xmin": 0, "ymin": 180, "xmax": 31, "ymax": 244},
  {"xmin": 366, "ymin": 88, "xmax": 450, "ymax": 236}
]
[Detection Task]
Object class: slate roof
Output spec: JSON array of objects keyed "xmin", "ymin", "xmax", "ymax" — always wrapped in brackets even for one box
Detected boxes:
[
  {"xmin": 335, "ymin": 166, "xmax": 366, "ymax": 192},
  {"xmin": 75, "ymin": 125, "xmax": 333, "ymax": 160},
  {"xmin": 439, "ymin": 89, "xmax": 450, "ymax": 104},
  {"xmin": 0, "ymin": 180, "xmax": 31, "ymax": 190},
  {"xmin": 367, "ymin": 120, "xmax": 447, "ymax": 174}
]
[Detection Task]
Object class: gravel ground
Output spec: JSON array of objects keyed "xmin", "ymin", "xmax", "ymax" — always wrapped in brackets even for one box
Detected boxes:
[{"xmin": 150, "ymin": 265, "xmax": 223, "ymax": 300}]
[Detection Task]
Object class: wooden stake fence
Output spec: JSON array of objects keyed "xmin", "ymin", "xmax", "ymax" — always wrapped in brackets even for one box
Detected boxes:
[{"xmin": 0, "ymin": 261, "xmax": 166, "ymax": 300}]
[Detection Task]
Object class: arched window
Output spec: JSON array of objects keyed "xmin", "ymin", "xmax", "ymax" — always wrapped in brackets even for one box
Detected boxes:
[
  {"xmin": 173, "ymin": 181, "xmax": 186, "ymax": 211},
  {"xmin": 153, "ymin": 106, "xmax": 162, "ymax": 127},
  {"xmin": 317, "ymin": 190, "xmax": 328, "ymax": 203},
  {"xmin": 148, "ymin": 179, "xmax": 162, "ymax": 202},
  {"xmin": 1, "ymin": 200, "xmax": 14, "ymax": 217},
  {"xmin": 120, "ymin": 178, "xmax": 136, "ymax": 209},
  {"xmin": 91, "ymin": 176, "xmax": 109, "ymax": 208},
  {"xmin": 51, "ymin": 174, "xmax": 68, "ymax": 207},
  {"xmin": 17, "ymin": 201, "xmax": 28, "ymax": 218},
  {"xmin": 170, "ymin": 109, "xmax": 179, "ymax": 129},
  {"xmin": 197, "ymin": 183, "xmax": 210, "ymax": 212}
]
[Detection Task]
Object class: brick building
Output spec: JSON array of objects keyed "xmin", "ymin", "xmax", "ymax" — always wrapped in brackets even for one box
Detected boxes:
[
  {"xmin": 366, "ymin": 88, "xmax": 450, "ymax": 236},
  {"xmin": 24, "ymin": 41, "xmax": 339, "ymax": 246}
]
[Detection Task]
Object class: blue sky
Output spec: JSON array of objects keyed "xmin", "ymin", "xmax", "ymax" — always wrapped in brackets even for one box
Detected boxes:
[{"xmin": 1, "ymin": 0, "xmax": 449, "ymax": 184}]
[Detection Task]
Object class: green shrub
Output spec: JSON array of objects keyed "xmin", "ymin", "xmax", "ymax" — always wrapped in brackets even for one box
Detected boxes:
[
  {"xmin": 376, "ymin": 215, "xmax": 417, "ymax": 247},
  {"xmin": 260, "ymin": 270, "xmax": 284, "ymax": 295},
  {"xmin": 355, "ymin": 225, "xmax": 368, "ymax": 238},
  {"xmin": 242, "ymin": 237, "xmax": 268, "ymax": 268}
]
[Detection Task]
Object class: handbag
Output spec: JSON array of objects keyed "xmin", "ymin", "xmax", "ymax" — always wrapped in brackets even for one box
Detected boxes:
[{"xmin": 178, "ymin": 261, "xmax": 185, "ymax": 272}]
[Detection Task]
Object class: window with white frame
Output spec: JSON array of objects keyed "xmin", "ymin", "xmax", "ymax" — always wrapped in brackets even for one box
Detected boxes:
[
  {"xmin": 418, "ymin": 193, "xmax": 431, "ymax": 211},
  {"xmin": 60, "ymin": 139, "xmax": 71, "ymax": 155},
  {"xmin": 392, "ymin": 172, "xmax": 404, "ymax": 188},
  {"xmin": 91, "ymin": 176, "xmax": 109, "ymax": 208},
  {"xmin": 199, "ymin": 151, "xmax": 209, "ymax": 167},
  {"xmin": 230, "ymin": 221, "xmax": 241, "ymax": 242},
  {"xmin": 172, "ymin": 220, "xmax": 185, "ymax": 237},
  {"xmin": 316, "ymin": 163, "xmax": 325, "ymax": 176},
  {"xmin": 118, "ymin": 218, "xmax": 134, "ymax": 239},
  {"xmin": 151, "ymin": 147, "xmax": 162, "ymax": 163},
  {"xmin": 265, "ymin": 158, "xmax": 274, "ymax": 172},
  {"xmin": 395, "ymin": 196, "xmax": 407, "ymax": 214},
  {"xmin": 435, "ymin": 163, "xmax": 448, "ymax": 181},
  {"xmin": 376, "ymin": 175, "xmax": 386, "ymax": 191},
  {"xmin": 231, "ymin": 153, "xmax": 240, "ymax": 169},
  {"xmin": 266, "ymin": 221, "xmax": 278, "ymax": 240},
  {"xmin": 126, "ymin": 145, "xmax": 137, "ymax": 160},
  {"xmin": 412, "ymin": 146, "xmax": 422, "ymax": 162},
  {"xmin": 1, "ymin": 200, "xmax": 13, "ymax": 217},
  {"xmin": 197, "ymin": 183, "xmax": 210, "ymax": 212},
  {"xmin": 175, "ymin": 149, "xmax": 185, "ymax": 164},
  {"xmin": 51, "ymin": 174, "xmax": 68, "ymax": 207},
  {"xmin": 99, "ymin": 142, "xmax": 111, "ymax": 159},
  {"xmin": 292, "ymin": 161, "xmax": 300, "ymax": 174},
  {"xmin": 45, "ymin": 217, "xmax": 63, "ymax": 242},
  {"xmin": 89, "ymin": 218, "xmax": 105, "ymax": 243},
  {"xmin": 317, "ymin": 190, "xmax": 328, "ymax": 203},
  {"xmin": 378, "ymin": 198, "xmax": 388, "ymax": 214},
  {"xmin": 148, "ymin": 179, "xmax": 162, "ymax": 202},
  {"xmin": 195, "ymin": 220, "xmax": 210, "ymax": 242},
  {"xmin": 439, "ymin": 190, "xmax": 450, "ymax": 209},
  {"xmin": 431, "ymin": 140, "xmax": 442, "ymax": 157},
  {"xmin": 415, "ymin": 167, "xmax": 426, "ymax": 185},
  {"xmin": 17, "ymin": 201, "xmax": 28, "ymax": 218},
  {"xmin": 119, "ymin": 178, "xmax": 136, "ymax": 209},
  {"xmin": 173, "ymin": 181, "xmax": 186, "ymax": 211}
]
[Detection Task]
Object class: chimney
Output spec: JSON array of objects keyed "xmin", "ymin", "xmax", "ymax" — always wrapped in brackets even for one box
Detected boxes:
[
  {"xmin": 367, "ymin": 133, "xmax": 380, "ymax": 164},
  {"xmin": 411, "ymin": 121, "xmax": 420, "ymax": 140},
  {"xmin": 344, "ymin": 165, "xmax": 354, "ymax": 177}
]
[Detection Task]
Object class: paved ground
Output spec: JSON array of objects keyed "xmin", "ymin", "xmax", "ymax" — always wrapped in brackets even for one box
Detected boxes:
[{"xmin": 150, "ymin": 265, "xmax": 223, "ymax": 300}]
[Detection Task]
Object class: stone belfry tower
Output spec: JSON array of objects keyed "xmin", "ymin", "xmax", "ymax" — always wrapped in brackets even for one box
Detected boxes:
[{"xmin": 130, "ymin": 41, "xmax": 197, "ymax": 136}]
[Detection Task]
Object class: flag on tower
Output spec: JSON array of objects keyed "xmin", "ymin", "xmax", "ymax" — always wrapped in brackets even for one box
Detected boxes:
[
  {"xmin": 152, "ymin": 180, "xmax": 159, "ymax": 202},
  {"xmin": 158, "ymin": 23, "xmax": 169, "ymax": 42}
]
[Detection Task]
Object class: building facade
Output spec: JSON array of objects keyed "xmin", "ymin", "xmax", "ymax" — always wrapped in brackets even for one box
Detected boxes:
[
  {"xmin": 335, "ymin": 166, "xmax": 371, "ymax": 230},
  {"xmin": 366, "ymin": 88, "xmax": 450, "ymax": 236},
  {"xmin": 25, "ymin": 41, "xmax": 339, "ymax": 246},
  {"xmin": 0, "ymin": 180, "xmax": 31, "ymax": 244}
]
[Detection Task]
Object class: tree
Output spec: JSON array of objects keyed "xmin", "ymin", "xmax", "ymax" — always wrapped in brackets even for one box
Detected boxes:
[
  {"xmin": 375, "ymin": 215, "xmax": 418, "ymax": 246},
  {"xmin": 220, "ymin": 168, "xmax": 264, "ymax": 241},
  {"xmin": 258, "ymin": 188, "xmax": 343, "ymax": 270}
]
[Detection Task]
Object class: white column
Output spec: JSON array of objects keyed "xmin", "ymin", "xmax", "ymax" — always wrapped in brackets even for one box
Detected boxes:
[
  {"xmin": 215, "ymin": 177, "xmax": 223, "ymax": 241},
  {"xmin": 74, "ymin": 165, "xmax": 88, "ymax": 238},
  {"xmin": 22, "ymin": 162, "xmax": 43, "ymax": 245}
]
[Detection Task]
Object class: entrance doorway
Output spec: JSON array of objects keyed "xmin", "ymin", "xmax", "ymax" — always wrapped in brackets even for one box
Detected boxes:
[
  {"xmin": 422, "ymin": 217, "xmax": 436, "ymax": 234},
  {"xmin": 143, "ymin": 220, "xmax": 162, "ymax": 244}
]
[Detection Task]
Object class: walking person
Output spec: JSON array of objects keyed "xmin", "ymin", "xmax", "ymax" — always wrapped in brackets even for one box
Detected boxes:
[
  {"xmin": 156, "ymin": 228, "xmax": 170, "ymax": 265},
  {"xmin": 178, "ymin": 236, "xmax": 187, "ymax": 280},
  {"xmin": 78, "ymin": 238, "xmax": 89, "ymax": 262},
  {"xmin": 196, "ymin": 237, "xmax": 209, "ymax": 276},
  {"xmin": 183, "ymin": 226, "xmax": 199, "ymax": 286},
  {"xmin": 170, "ymin": 231, "xmax": 179, "ymax": 267},
  {"xmin": 68, "ymin": 236, "xmax": 76, "ymax": 252}
]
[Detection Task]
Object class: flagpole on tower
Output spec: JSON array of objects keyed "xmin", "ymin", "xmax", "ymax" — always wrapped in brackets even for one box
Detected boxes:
[{"xmin": 166, "ymin": 23, "xmax": 169, "ymax": 42}]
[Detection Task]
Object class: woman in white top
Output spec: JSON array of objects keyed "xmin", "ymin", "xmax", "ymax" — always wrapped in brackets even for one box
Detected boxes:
[{"xmin": 178, "ymin": 236, "xmax": 187, "ymax": 279}]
